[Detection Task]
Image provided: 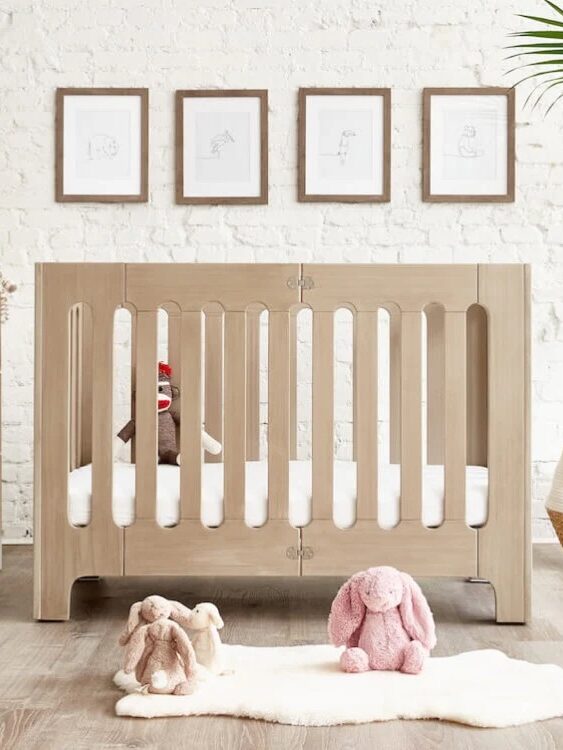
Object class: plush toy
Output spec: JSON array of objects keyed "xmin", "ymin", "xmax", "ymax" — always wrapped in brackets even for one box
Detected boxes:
[
  {"xmin": 119, "ymin": 595, "xmax": 199, "ymax": 695},
  {"xmin": 188, "ymin": 602, "xmax": 226, "ymax": 675},
  {"xmin": 328, "ymin": 566, "xmax": 436, "ymax": 675},
  {"xmin": 117, "ymin": 361, "xmax": 221, "ymax": 465}
]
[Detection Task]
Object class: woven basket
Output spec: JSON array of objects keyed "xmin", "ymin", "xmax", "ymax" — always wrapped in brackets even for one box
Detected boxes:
[{"xmin": 547, "ymin": 508, "xmax": 563, "ymax": 547}]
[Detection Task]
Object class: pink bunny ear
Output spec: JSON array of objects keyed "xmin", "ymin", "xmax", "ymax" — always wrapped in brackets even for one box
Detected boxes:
[
  {"xmin": 398, "ymin": 573, "xmax": 437, "ymax": 651},
  {"xmin": 118, "ymin": 602, "xmax": 144, "ymax": 646},
  {"xmin": 169, "ymin": 600, "xmax": 192, "ymax": 628},
  {"xmin": 328, "ymin": 572, "xmax": 367, "ymax": 647}
]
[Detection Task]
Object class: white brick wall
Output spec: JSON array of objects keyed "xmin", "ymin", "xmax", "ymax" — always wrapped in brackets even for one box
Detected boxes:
[{"xmin": 1, "ymin": 0, "xmax": 561, "ymax": 542}]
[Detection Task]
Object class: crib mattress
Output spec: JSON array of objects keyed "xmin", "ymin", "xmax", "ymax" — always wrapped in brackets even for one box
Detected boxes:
[{"xmin": 68, "ymin": 461, "xmax": 488, "ymax": 529}]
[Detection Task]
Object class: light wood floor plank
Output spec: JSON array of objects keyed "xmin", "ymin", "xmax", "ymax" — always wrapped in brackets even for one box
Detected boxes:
[{"xmin": 0, "ymin": 545, "xmax": 561, "ymax": 748}]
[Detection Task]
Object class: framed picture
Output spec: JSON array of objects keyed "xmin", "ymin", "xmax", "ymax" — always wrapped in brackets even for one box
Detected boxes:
[
  {"xmin": 176, "ymin": 90, "xmax": 268, "ymax": 205},
  {"xmin": 55, "ymin": 88, "xmax": 148, "ymax": 203},
  {"xmin": 423, "ymin": 87, "xmax": 515, "ymax": 203},
  {"xmin": 298, "ymin": 88, "xmax": 391, "ymax": 203}
]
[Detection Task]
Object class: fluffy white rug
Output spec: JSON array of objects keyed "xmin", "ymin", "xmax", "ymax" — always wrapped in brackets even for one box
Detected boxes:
[{"xmin": 114, "ymin": 644, "xmax": 563, "ymax": 727}]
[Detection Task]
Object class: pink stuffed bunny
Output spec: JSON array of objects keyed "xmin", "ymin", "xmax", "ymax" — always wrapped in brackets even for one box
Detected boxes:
[
  {"xmin": 328, "ymin": 566, "xmax": 436, "ymax": 675},
  {"xmin": 119, "ymin": 595, "xmax": 198, "ymax": 695}
]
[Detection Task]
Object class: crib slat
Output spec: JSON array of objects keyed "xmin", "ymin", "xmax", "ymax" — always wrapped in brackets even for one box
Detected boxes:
[
  {"xmin": 180, "ymin": 311, "xmax": 202, "ymax": 520},
  {"xmin": 246, "ymin": 307, "xmax": 261, "ymax": 461},
  {"xmin": 166, "ymin": 308, "xmax": 182, "ymax": 380},
  {"xmin": 204, "ymin": 311, "xmax": 223, "ymax": 464},
  {"xmin": 91, "ymin": 305, "xmax": 115, "ymax": 527},
  {"xmin": 466, "ymin": 305, "xmax": 488, "ymax": 467},
  {"xmin": 355, "ymin": 311, "xmax": 378, "ymax": 520},
  {"xmin": 80, "ymin": 303, "xmax": 93, "ymax": 465},
  {"xmin": 400, "ymin": 312, "xmax": 422, "ymax": 520},
  {"xmin": 69, "ymin": 306, "xmax": 79, "ymax": 471},
  {"xmin": 289, "ymin": 308, "xmax": 298, "ymax": 460},
  {"xmin": 268, "ymin": 311, "xmax": 290, "ymax": 520},
  {"xmin": 312, "ymin": 311, "xmax": 334, "ymax": 520},
  {"xmin": 389, "ymin": 307, "xmax": 401, "ymax": 464},
  {"xmin": 224, "ymin": 312, "xmax": 246, "ymax": 520},
  {"xmin": 426, "ymin": 304, "xmax": 445, "ymax": 465},
  {"xmin": 444, "ymin": 312, "xmax": 467, "ymax": 520},
  {"xmin": 135, "ymin": 311, "xmax": 158, "ymax": 520},
  {"xmin": 166, "ymin": 307, "xmax": 182, "ymax": 448},
  {"xmin": 129, "ymin": 305, "xmax": 137, "ymax": 464}
]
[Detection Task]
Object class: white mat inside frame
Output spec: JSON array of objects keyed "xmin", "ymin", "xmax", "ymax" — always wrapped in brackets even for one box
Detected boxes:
[{"xmin": 114, "ymin": 644, "xmax": 563, "ymax": 728}]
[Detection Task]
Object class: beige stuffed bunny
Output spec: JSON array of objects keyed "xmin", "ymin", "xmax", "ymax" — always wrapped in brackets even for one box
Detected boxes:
[
  {"xmin": 119, "ymin": 595, "xmax": 198, "ymax": 695},
  {"xmin": 188, "ymin": 602, "xmax": 226, "ymax": 675}
]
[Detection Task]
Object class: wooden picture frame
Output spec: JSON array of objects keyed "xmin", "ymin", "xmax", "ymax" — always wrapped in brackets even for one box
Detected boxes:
[
  {"xmin": 423, "ymin": 87, "xmax": 515, "ymax": 203},
  {"xmin": 55, "ymin": 88, "xmax": 148, "ymax": 203},
  {"xmin": 298, "ymin": 87, "xmax": 391, "ymax": 203},
  {"xmin": 175, "ymin": 89, "xmax": 268, "ymax": 205}
]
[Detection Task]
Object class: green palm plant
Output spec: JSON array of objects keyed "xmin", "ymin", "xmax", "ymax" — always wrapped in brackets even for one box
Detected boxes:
[{"xmin": 507, "ymin": 0, "xmax": 563, "ymax": 113}]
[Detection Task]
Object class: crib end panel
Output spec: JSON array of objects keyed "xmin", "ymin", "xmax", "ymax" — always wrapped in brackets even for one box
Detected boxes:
[
  {"xmin": 34, "ymin": 264, "xmax": 126, "ymax": 619},
  {"xmin": 477, "ymin": 264, "xmax": 530, "ymax": 623}
]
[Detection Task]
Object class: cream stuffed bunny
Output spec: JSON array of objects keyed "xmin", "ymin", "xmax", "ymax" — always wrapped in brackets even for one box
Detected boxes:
[{"xmin": 188, "ymin": 602, "xmax": 226, "ymax": 675}]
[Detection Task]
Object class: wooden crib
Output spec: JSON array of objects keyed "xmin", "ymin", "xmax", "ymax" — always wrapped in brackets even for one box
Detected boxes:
[{"xmin": 34, "ymin": 263, "xmax": 530, "ymax": 622}]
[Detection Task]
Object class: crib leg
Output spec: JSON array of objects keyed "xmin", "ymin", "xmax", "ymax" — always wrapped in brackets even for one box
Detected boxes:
[
  {"xmin": 34, "ymin": 573, "xmax": 75, "ymax": 621},
  {"xmin": 490, "ymin": 578, "xmax": 526, "ymax": 625}
]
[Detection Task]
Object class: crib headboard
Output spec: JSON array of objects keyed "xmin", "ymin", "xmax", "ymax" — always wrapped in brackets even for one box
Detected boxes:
[{"xmin": 35, "ymin": 263, "xmax": 530, "ymax": 622}]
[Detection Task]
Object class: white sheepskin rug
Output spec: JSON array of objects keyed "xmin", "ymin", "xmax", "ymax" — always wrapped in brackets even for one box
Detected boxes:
[{"xmin": 114, "ymin": 645, "xmax": 563, "ymax": 727}]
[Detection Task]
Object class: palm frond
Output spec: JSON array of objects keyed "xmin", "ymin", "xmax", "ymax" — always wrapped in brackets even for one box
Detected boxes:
[
  {"xmin": 531, "ymin": 76, "xmax": 563, "ymax": 109},
  {"xmin": 507, "ymin": 0, "xmax": 563, "ymax": 114},
  {"xmin": 509, "ymin": 30, "xmax": 563, "ymax": 38},
  {"xmin": 507, "ymin": 41, "xmax": 563, "ymax": 47},
  {"xmin": 543, "ymin": 0, "xmax": 563, "ymax": 18},
  {"xmin": 545, "ymin": 88, "xmax": 563, "ymax": 112},
  {"xmin": 510, "ymin": 67, "xmax": 563, "ymax": 88},
  {"xmin": 505, "ymin": 49, "xmax": 563, "ymax": 60},
  {"xmin": 507, "ymin": 41, "xmax": 563, "ymax": 46},
  {"xmin": 519, "ymin": 73, "xmax": 563, "ymax": 107},
  {"xmin": 506, "ymin": 59, "xmax": 563, "ymax": 74},
  {"xmin": 516, "ymin": 14, "xmax": 563, "ymax": 28}
]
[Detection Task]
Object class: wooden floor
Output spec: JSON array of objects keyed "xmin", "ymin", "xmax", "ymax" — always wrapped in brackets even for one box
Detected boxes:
[{"xmin": 0, "ymin": 545, "xmax": 562, "ymax": 749}]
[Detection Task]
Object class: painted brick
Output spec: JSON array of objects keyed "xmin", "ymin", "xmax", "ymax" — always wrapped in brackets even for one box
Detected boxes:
[{"xmin": 0, "ymin": 0, "xmax": 561, "ymax": 544}]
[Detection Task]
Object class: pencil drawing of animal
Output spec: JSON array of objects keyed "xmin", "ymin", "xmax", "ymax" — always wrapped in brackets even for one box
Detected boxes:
[
  {"xmin": 457, "ymin": 124, "xmax": 484, "ymax": 158},
  {"xmin": 337, "ymin": 129, "xmax": 357, "ymax": 164},
  {"xmin": 210, "ymin": 130, "xmax": 235, "ymax": 158},
  {"xmin": 87, "ymin": 134, "xmax": 119, "ymax": 160}
]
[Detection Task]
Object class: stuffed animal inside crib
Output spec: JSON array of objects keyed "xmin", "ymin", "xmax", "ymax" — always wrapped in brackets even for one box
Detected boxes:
[
  {"xmin": 119, "ymin": 595, "xmax": 199, "ymax": 695},
  {"xmin": 328, "ymin": 566, "xmax": 436, "ymax": 675},
  {"xmin": 117, "ymin": 361, "xmax": 222, "ymax": 465}
]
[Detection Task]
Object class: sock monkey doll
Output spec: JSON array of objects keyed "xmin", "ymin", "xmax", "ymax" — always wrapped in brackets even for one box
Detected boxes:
[{"xmin": 117, "ymin": 361, "xmax": 221, "ymax": 465}]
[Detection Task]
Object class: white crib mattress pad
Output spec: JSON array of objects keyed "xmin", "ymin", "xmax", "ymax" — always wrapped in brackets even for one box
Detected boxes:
[{"xmin": 68, "ymin": 461, "xmax": 488, "ymax": 529}]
